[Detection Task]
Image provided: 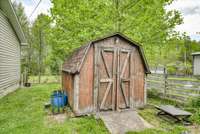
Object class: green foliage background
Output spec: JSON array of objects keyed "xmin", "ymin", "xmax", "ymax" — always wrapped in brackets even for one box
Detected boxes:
[
  {"xmin": 49, "ymin": 0, "xmax": 182, "ymax": 62},
  {"xmin": 13, "ymin": 0, "xmax": 200, "ymax": 76}
]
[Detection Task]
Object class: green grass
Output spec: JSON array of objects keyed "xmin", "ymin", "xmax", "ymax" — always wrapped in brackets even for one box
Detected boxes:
[
  {"xmin": 127, "ymin": 96, "xmax": 200, "ymax": 134},
  {"xmin": 168, "ymin": 77, "xmax": 200, "ymax": 82},
  {"xmin": 1, "ymin": 84, "xmax": 199, "ymax": 134},
  {"xmin": 28, "ymin": 76, "xmax": 60, "ymax": 83},
  {"xmin": 126, "ymin": 97, "xmax": 199, "ymax": 134},
  {"xmin": 0, "ymin": 84, "xmax": 108, "ymax": 134},
  {"xmin": 134, "ymin": 108, "xmax": 187, "ymax": 134},
  {"xmin": 126, "ymin": 127, "xmax": 186, "ymax": 134},
  {"xmin": 147, "ymin": 92, "xmax": 200, "ymax": 125}
]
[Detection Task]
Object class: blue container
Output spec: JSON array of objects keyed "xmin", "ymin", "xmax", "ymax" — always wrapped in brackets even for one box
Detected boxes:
[
  {"xmin": 63, "ymin": 92, "xmax": 68, "ymax": 105},
  {"xmin": 51, "ymin": 90, "xmax": 68, "ymax": 107}
]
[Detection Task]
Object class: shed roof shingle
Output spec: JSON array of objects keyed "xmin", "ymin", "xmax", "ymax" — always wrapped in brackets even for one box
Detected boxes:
[{"xmin": 62, "ymin": 44, "xmax": 90, "ymax": 73}]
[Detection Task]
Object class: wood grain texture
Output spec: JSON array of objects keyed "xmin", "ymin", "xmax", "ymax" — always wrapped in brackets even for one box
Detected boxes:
[
  {"xmin": 78, "ymin": 45, "xmax": 94, "ymax": 112},
  {"xmin": 62, "ymin": 35, "xmax": 147, "ymax": 115},
  {"xmin": 94, "ymin": 36, "xmax": 146, "ymax": 111},
  {"xmin": 62, "ymin": 72, "xmax": 74, "ymax": 108},
  {"xmin": 98, "ymin": 48, "xmax": 115, "ymax": 111}
]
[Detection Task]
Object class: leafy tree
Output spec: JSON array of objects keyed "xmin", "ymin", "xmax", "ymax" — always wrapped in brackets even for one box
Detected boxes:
[
  {"xmin": 13, "ymin": 1, "xmax": 61, "ymax": 78},
  {"xmin": 13, "ymin": 0, "xmax": 200, "ymax": 76},
  {"xmin": 31, "ymin": 14, "xmax": 51, "ymax": 82},
  {"xmin": 12, "ymin": 1, "xmax": 30, "ymax": 82},
  {"xmin": 50, "ymin": 0, "xmax": 183, "ymax": 66},
  {"xmin": 12, "ymin": 1, "xmax": 29, "ymax": 34}
]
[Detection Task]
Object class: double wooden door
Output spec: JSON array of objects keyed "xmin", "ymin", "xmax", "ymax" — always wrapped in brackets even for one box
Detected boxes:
[{"xmin": 96, "ymin": 47, "xmax": 132, "ymax": 111}]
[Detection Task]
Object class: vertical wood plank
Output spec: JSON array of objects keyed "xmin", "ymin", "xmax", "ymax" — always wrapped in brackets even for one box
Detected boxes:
[
  {"xmin": 112, "ymin": 49, "xmax": 116, "ymax": 110},
  {"xmin": 144, "ymin": 75, "xmax": 147, "ymax": 104},
  {"xmin": 101, "ymin": 50, "xmax": 111, "ymax": 78},
  {"xmin": 73, "ymin": 74, "xmax": 79, "ymax": 112},
  {"xmin": 129, "ymin": 50, "xmax": 133, "ymax": 108},
  {"xmin": 120, "ymin": 82, "xmax": 128, "ymax": 107},
  {"xmin": 93, "ymin": 45, "xmax": 99, "ymax": 112},
  {"xmin": 116, "ymin": 48, "xmax": 120, "ymax": 111},
  {"xmin": 132, "ymin": 51, "xmax": 137, "ymax": 107}
]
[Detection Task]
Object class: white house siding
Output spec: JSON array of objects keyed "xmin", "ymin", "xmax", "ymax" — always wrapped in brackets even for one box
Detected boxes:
[
  {"xmin": 0, "ymin": 10, "xmax": 20, "ymax": 97},
  {"xmin": 193, "ymin": 55, "xmax": 200, "ymax": 75}
]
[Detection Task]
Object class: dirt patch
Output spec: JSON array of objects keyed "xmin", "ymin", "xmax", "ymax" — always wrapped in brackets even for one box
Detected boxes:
[
  {"xmin": 47, "ymin": 113, "xmax": 67, "ymax": 124},
  {"xmin": 187, "ymin": 124, "xmax": 200, "ymax": 134},
  {"xmin": 44, "ymin": 107, "xmax": 74, "ymax": 126}
]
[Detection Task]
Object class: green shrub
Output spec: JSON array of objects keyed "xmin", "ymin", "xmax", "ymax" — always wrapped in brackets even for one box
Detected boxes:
[
  {"xmin": 167, "ymin": 63, "xmax": 192, "ymax": 75},
  {"xmin": 190, "ymin": 97, "xmax": 200, "ymax": 108},
  {"xmin": 167, "ymin": 66, "xmax": 177, "ymax": 75},
  {"xmin": 147, "ymin": 89, "xmax": 160, "ymax": 98},
  {"xmin": 186, "ymin": 97, "xmax": 200, "ymax": 124},
  {"xmin": 190, "ymin": 109, "xmax": 200, "ymax": 124}
]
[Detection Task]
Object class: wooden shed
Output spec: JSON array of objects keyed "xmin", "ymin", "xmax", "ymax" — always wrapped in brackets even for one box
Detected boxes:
[
  {"xmin": 192, "ymin": 52, "xmax": 200, "ymax": 75},
  {"xmin": 62, "ymin": 33, "xmax": 150, "ymax": 116}
]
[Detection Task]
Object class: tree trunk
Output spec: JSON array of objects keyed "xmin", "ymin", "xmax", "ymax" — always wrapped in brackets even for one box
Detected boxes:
[{"xmin": 38, "ymin": 29, "xmax": 42, "ymax": 83}]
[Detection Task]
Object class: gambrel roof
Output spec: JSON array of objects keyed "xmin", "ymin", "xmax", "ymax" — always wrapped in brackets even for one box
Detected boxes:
[{"xmin": 62, "ymin": 33, "xmax": 151, "ymax": 74}]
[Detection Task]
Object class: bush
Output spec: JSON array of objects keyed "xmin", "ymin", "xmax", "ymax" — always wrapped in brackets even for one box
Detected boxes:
[
  {"xmin": 190, "ymin": 97, "xmax": 200, "ymax": 108},
  {"xmin": 186, "ymin": 97, "xmax": 200, "ymax": 124},
  {"xmin": 167, "ymin": 66, "xmax": 177, "ymax": 75},
  {"xmin": 147, "ymin": 89, "xmax": 160, "ymax": 98},
  {"xmin": 167, "ymin": 62, "xmax": 192, "ymax": 75},
  {"xmin": 190, "ymin": 109, "xmax": 200, "ymax": 124}
]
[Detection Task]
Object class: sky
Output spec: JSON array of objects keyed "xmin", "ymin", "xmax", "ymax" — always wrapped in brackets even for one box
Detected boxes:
[
  {"xmin": 14, "ymin": 0, "xmax": 52, "ymax": 22},
  {"xmin": 14, "ymin": 0, "xmax": 200, "ymax": 41},
  {"xmin": 166, "ymin": 0, "xmax": 200, "ymax": 41}
]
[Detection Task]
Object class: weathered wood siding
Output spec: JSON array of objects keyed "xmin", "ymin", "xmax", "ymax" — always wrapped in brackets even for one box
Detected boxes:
[
  {"xmin": 147, "ymin": 73, "xmax": 200, "ymax": 102},
  {"xmin": 132, "ymin": 49, "xmax": 145, "ymax": 106},
  {"xmin": 78, "ymin": 45, "xmax": 94, "ymax": 113},
  {"xmin": 193, "ymin": 55, "xmax": 200, "ymax": 75},
  {"xmin": 94, "ymin": 36, "xmax": 145, "ymax": 109},
  {"xmin": 62, "ymin": 35, "xmax": 148, "ymax": 115},
  {"xmin": 97, "ymin": 47, "xmax": 115, "ymax": 111},
  {"xmin": 62, "ymin": 72, "xmax": 74, "ymax": 108},
  {"xmin": 0, "ymin": 10, "xmax": 20, "ymax": 98}
]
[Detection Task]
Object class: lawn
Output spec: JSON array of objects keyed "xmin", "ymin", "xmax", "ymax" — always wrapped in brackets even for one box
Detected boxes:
[
  {"xmin": 128, "ymin": 97, "xmax": 200, "ymax": 134},
  {"xmin": 0, "ymin": 84, "xmax": 199, "ymax": 134},
  {"xmin": 168, "ymin": 76, "xmax": 200, "ymax": 82},
  {"xmin": 0, "ymin": 84, "xmax": 108, "ymax": 134},
  {"xmin": 28, "ymin": 76, "xmax": 61, "ymax": 84}
]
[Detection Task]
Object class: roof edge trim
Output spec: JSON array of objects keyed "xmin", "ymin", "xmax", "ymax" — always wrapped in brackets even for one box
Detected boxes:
[{"xmin": 0, "ymin": 0, "xmax": 27, "ymax": 44}]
